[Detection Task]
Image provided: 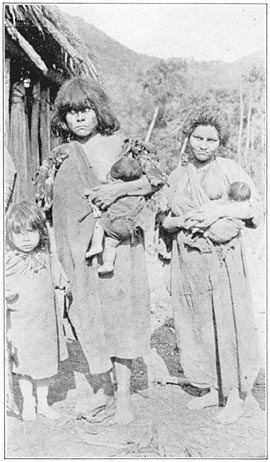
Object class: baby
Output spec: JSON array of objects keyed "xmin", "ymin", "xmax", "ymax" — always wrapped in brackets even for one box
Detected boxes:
[
  {"xmin": 85, "ymin": 141, "xmax": 167, "ymax": 274},
  {"xmin": 204, "ymin": 181, "xmax": 251, "ymax": 244},
  {"xmin": 162, "ymin": 181, "xmax": 251, "ymax": 252}
]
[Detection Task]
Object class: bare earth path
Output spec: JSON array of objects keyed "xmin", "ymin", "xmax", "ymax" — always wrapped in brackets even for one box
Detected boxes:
[{"xmin": 6, "ymin": 223, "xmax": 266, "ymax": 458}]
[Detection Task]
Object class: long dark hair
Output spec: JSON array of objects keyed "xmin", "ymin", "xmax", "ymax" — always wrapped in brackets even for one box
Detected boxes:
[
  {"xmin": 51, "ymin": 77, "xmax": 120, "ymax": 139},
  {"xmin": 6, "ymin": 201, "xmax": 49, "ymax": 252}
]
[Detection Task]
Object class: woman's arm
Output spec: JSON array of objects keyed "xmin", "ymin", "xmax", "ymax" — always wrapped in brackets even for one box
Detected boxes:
[
  {"xmin": 89, "ymin": 175, "xmax": 155, "ymax": 210},
  {"xmin": 184, "ymin": 159, "xmax": 263, "ymax": 229}
]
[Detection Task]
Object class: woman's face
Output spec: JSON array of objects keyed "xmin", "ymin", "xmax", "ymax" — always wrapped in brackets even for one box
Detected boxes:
[
  {"xmin": 66, "ymin": 107, "xmax": 98, "ymax": 138},
  {"xmin": 189, "ymin": 125, "xmax": 220, "ymax": 164}
]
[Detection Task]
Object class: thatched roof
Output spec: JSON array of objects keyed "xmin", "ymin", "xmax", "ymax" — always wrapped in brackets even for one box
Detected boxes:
[{"xmin": 5, "ymin": 4, "xmax": 99, "ymax": 84}]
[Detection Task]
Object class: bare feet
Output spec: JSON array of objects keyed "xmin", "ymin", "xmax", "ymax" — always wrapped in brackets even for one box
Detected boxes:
[
  {"xmin": 101, "ymin": 393, "xmax": 134, "ymax": 426},
  {"xmin": 75, "ymin": 389, "xmax": 113, "ymax": 415},
  {"xmin": 7, "ymin": 396, "xmax": 20, "ymax": 416},
  {"xmin": 85, "ymin": 246, "xmax": 103, "ymax": 259},
  {"xmin": 37, "ymin": 404, "xmax": 60, "ymax": 420},
  {"xmin": 243, "ymin": 392, "xmax": 263, "ymax": 414},
  {"xmin": 216, "ymin": 388, "xmax": 243, "ymax": 424},
  {"xmin": 187, "ymin": 388, "xmax": 219, "ymax": 410},
  {"xmin": 98, "ymin": 262, "xmax": 114, "ymax": 274},
  {"xmin": 22, "ymin": 399, "xmax": 37, "ymax": 421},
  {"xmin": 114, "ymin": 393, "xmax": 134, "ymax": 425}
]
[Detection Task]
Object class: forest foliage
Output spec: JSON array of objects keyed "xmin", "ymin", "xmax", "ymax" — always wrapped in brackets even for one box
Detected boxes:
[{"xmin": 66, "ymin": 13, "xmax": 266, "ymax": 202}]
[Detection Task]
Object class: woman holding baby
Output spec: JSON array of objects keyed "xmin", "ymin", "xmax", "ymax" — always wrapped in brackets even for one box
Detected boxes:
[
  {"xmin": 162, "ymin": 105, "xmax": 262, "ymax": 423},
  {"xmin": 38, "ymin": 77, "xmax": 165, "ymax": 425},
  {"xmin": 37, "ymin": 75, "xmax": 260, "ymax": 426}
]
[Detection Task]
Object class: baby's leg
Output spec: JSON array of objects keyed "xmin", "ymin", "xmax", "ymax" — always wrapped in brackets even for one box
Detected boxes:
[
  {"xmin": 98, "ymin": 237, "xmax": 120, "ymax": 274},
  {"xmin": 36, "ymin": 378, "xmax": 60, "ymax": 420},
  {"xmin": 19, "ymin": 376, "xmax": 37, "ymax": 421},
  {"xmin": 144, "ymin": 229, "xmax": 156, "ymax": 255},
  {"xmin": 85, "ymin": 220, "xmax": 104, "ymax": 259}
]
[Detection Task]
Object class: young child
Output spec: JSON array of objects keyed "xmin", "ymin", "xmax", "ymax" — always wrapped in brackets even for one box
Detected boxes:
[
  {"xmin": 5, "ymin": 201, "xmax": 68, "ymax": 421},
  {"xmin": 85, "ymin": 139, "xmax": 167, "ymax": 274}
]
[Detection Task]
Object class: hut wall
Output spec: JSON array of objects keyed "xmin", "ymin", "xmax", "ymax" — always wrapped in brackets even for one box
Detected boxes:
[
  {"xmin": 40, "ymin": 84, "xmax": 51, "ymax": 163},
  {"xmin": 9, "ymin": 81, "xmax": 30, "ymax": 201},
  {"xmin": 29, "ymin": 80, "xmax": 41, "ymax": 198}
]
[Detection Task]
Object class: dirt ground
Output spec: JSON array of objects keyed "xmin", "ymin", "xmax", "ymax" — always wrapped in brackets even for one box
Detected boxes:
[{"xmin": 5, "ymin": 224, "xmax": 266, "ymax": 459}]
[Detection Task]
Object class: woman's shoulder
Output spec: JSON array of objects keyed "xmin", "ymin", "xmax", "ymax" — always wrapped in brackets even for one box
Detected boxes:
[
  {"xmin": 216, "ymin": 156, "xmax": 240, "ymax": 171},
  {"xmin": 169, "ymin": 164, "xmax": 187, "ymax": 183}
]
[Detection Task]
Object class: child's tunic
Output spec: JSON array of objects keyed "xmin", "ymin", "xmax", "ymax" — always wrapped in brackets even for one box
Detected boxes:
[{"xmin": 6, "ymin": 250, "xmax": 61, "ymax": 380}]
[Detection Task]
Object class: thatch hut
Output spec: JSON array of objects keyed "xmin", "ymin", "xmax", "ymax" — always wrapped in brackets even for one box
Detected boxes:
[{"xmin": 5, "ymin": 4, "xmax": 99, "ymax": 201}]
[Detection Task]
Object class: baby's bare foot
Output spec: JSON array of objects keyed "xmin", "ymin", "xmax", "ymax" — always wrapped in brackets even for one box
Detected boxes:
[
  {"xmin": 85, "ymin": 246, "xmax": 103, "ymax": 259},
  {"xmin": 98, "ymin": 262, "xmax": 114, "ymax": 274}
]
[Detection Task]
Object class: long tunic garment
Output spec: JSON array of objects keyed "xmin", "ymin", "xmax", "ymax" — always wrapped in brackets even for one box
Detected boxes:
[
  {"xmin": 52, "ymin": 136, "xmax": 151, "ymax": 374},
  {"xmin": 166, "ymin": 157, "xmax": 262, "ymax": 395},
  {"xmin": 6, "ymin": 250, "xmax": 67, "ymax": 380}
]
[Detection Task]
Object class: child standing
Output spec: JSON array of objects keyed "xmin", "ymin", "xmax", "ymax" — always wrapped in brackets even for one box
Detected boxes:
[{"xmin": 5, "ymin": 201, "xmax": 68, "ymax": 421}]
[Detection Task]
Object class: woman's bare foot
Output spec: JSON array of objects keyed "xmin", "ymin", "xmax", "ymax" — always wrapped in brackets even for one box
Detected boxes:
[
  {"xmin": 115, "ymin": 393, "xmax": 134, "ymax": 425},
  {"xmin": 101, "ymin": 393, "xmax": 133, "ymax": 426},
  {"xmin": 75, "ymin": 389, "xmax": 112, "ymax": 414},
  {"xmin": 108, "ymin": 358, "xmax": 133, "ymax": 425},
  {"xmin": 187, "ymin": 388, "xmax": 219, "ymax": 410},
  {"xmin": 243, "ymin": 392, "xmax": 262, "ymax": 414},
  {"xmin": 216, "ymin": 388, "xmax": 243, "ymax": 424}
]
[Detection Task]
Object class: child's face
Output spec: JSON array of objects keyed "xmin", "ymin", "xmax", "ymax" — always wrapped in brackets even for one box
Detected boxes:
[{"xmin": 11, "ymin": 228, "xmax": 40, "ymax": 253}]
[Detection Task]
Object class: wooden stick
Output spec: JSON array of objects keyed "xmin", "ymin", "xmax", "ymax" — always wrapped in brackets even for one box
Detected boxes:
[
  {"xmin": 29, "ymin": 80, "xmax": 41, "ymax": 199},
  {"xmin": 178, "ymin": 137, "xmax": 188, "ymax": 166},
  {"xmin": 145, "ymin": 106, "xmax": 159, "ymax": 143},
  {"xmin": 40, "ymin": 84, "xmax": 51, "ymax": 163}
]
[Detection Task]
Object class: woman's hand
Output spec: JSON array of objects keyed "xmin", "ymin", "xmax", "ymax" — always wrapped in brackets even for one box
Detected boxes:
[
  {"xmin": 88, "ymin": 183, "xmax": 126, "ymax": 210},
  {"xmin": 184, "ymin": 205, "xmax": 222, "ymax": 230}
]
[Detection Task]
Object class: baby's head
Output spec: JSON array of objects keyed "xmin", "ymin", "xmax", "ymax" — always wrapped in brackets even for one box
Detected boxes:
[
  {"xmin": 6, "ymin": 201, "xmax": 49, "ymax": 253},
  {"xmin": 227, "ymin": 182, "xmax": 251, "ymax": 202},
  {"xmin": 110, "ymin": 157, "xmax": 143, "ymax": 182}
]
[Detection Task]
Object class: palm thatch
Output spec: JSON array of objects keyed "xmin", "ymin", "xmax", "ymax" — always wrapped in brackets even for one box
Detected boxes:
[
  {"xmin": 5, "ymin": 4, "xmax": 99, "ymax": 82},
  {"xmin": 5, "ymin": 4, "xmax": 102, "ymax": 202}
]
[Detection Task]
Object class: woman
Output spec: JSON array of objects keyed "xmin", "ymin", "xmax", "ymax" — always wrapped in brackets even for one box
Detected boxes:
[
  {"xmin": 41, "ymin": 77, "xmax": 164, "ymax": 425},
  {"xmin": 162, "ymin": 106, "xmax": 262, "ymax": 424}
]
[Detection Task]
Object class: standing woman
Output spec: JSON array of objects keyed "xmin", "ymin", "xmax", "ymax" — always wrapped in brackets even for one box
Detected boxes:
[
  {"xmin": 40, "ymin": 77, "xmax": 163, "ymax": 425},
  {"xmin": 162, "ymin": 106, "xmax": 262, "ymax": 424}
]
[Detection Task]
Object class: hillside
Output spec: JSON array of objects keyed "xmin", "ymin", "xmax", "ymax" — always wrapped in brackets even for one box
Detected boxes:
[
  {"xmin": 65, "ymin": 12, "xmax": 264, "ymax": 89},
  {"xmin": 64, "ymin": 12, "xmax": 264, "ymax": 129},
  {"xmin": 62, "ymin": 10, "xmax": 265, "ymax": 199}
]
